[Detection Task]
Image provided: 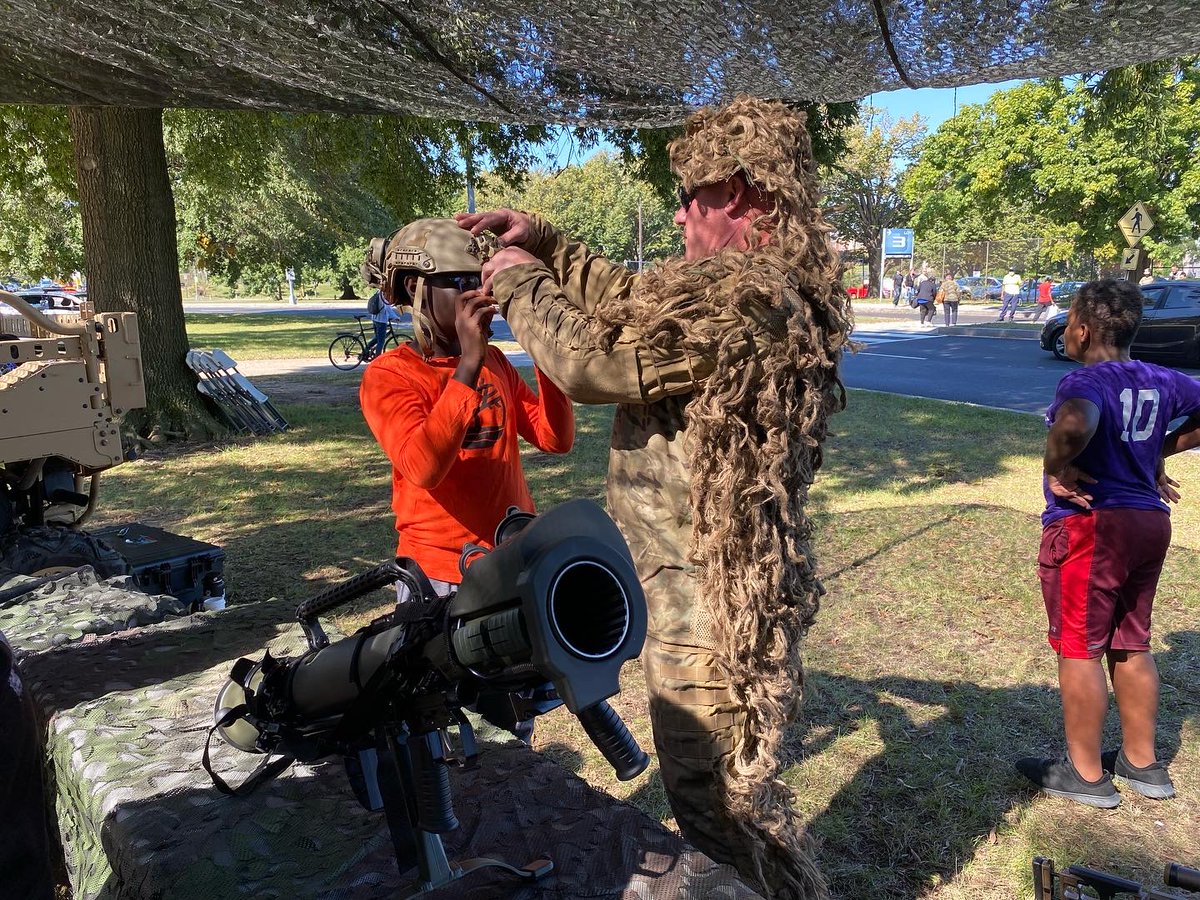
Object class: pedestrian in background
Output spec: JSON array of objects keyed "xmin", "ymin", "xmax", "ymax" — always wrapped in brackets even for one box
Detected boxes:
[
  {"xmin": 1030, "ymin": 275, "xmax": 1054, "ymax": 321},
  {"xmin": 366, "ymin": 287, "xmax": 400, "ymax": 358},
  {"xmin": 999, "ymin": 268, "xmax": 1022, "ymax": 321},
  {"xmin": 892, "ymin": 269, "xmax": 903, "ymax": 306},
  {"xmin": 938, "ymin": 270, "xmax": 961, "ymax": 326},
  {"xmin": 903, "ymin": 269, "xmax": 915, "ymax": 306},
  {"xmin": 915, "ymin": 270, "xmax": 938, "ymax": 325}
]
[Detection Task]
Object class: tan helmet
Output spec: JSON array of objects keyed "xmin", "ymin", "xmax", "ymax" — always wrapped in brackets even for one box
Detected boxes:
[{"xmin": 366, "ymin": 218, "xmax": 486, "ymax": 355}]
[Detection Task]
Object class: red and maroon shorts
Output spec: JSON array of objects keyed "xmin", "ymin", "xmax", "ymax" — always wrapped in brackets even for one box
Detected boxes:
[{"xmin": 1038, "ymin": 508, "xmax": 1171, "ymax": 659}]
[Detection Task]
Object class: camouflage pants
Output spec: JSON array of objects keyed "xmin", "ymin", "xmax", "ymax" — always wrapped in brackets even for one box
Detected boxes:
[{"xmin": 641, "ymin": 594, "xmax": 767, "ymax": 888}]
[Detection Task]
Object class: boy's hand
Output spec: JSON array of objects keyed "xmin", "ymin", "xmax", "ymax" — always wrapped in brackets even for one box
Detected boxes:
[
  {"xmin": 452, "ymin": 290, "xmax": 497, "ymax": 386},
  {"xmin": 1156, "ymin": 458, "xmax": 1181, "ymax": 504},
  {"xmin": 1046, "ymin": 464, "xmax": 1097, "ymax": 510}
]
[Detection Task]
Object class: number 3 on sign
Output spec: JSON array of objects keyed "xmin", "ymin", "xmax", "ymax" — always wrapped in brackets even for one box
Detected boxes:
[{"xmin": 1120, "ymin": 388, "xmax": 1159, "ymax": 442}]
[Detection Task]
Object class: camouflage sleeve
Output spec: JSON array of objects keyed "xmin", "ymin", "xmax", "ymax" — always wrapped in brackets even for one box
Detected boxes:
[
  {"xmin": 521, "ymin": 213, "xmax": 635, "ymax": 315},
  {"xmin": 491, "ymin": 261, "xmax": 716, "ymax": 406}
]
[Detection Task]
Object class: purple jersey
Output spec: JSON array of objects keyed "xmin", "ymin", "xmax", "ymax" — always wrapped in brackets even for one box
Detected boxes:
[{"xmin": 1043, "ymin": 361, "xmax": 1200, "ymax": 525}]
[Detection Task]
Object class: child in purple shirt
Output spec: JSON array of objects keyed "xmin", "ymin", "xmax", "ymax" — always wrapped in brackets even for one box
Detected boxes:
[{"xmin": 1018, "ymin": 279, "xmax": 1200, "ymax": 807}]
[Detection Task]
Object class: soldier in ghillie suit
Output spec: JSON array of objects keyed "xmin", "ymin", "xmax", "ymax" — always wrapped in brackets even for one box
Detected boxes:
[{"xmin": 458, "ymin": 95, "xmax": 853, "ymax": 899}]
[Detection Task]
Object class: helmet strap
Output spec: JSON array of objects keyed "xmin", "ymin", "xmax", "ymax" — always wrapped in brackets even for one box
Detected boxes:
[{"xmin": 411, "ymin": 274, "xmax": 432, "ymax": 357}]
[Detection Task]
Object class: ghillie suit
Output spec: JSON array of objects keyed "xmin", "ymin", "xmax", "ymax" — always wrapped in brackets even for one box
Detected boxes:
[{"xmin": 492, "ymin": 95, "xmax": 853, "ymax": 899}]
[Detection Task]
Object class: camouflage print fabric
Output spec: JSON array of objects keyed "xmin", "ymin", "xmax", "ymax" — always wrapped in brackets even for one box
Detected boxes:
[
  {"xmin": 0, "ymin": 567, "xmax": 191, "ymax": 654},
  {"xmin": 12, "ymin": 586, "xmax": 761, "ymax": 899}
]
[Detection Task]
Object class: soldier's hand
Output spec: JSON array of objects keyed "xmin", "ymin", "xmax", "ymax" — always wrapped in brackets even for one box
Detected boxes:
[
  {"xmin": 455, "ymin": 209, "xmax": 532, "ymax": 248},
  {"xmin": 482, "ymin": 247, "xmax": 541, "ymax": 295}
]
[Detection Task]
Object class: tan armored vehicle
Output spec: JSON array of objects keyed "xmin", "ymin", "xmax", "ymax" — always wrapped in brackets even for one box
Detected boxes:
[{"xmin": 0, "ymin": 289, "xmax": 145, "ymax": 576}]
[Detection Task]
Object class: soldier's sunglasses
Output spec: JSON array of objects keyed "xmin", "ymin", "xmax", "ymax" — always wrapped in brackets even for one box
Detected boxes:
[
  {"xmin": 428, "ymin": 273, "xmax": 483, "ymax": 292},
  {"xmin": 677, "ymin": 185, "xmax": 695, "ymax": 211}
]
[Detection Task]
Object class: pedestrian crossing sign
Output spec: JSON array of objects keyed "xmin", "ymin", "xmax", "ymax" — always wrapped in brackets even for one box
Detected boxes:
[{"xmin": 1118, "ymin": 202, "xmax": 1154, "ymax": 247}]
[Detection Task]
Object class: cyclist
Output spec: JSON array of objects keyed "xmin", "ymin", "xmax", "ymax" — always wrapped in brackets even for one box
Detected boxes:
[{"xmin": 366, "ymin": 287, "xmax": 402, "ymax": 358}]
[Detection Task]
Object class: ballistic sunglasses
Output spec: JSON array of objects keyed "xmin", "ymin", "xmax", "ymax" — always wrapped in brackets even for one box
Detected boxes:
[{"xmin": 427, "ymin": 273, "xmax": 483, "ymax": 292}]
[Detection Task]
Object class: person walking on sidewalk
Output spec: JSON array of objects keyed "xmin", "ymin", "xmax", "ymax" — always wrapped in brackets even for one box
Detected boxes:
[
  {"xmin": 938, "ymin": 270, "xmax": 961, "ymax": 326},
  {"xmin": 1030, "ymin": 275, "xmax": 1055, "ymax": 322},
  {"xmin": 892, "ymin": 269, "xmax": 903, "ymax": 306},
  {"xmin": 1017, "ymin": 279, "xmax": 1200, "ymax": 808},
  {"xmin": 999, "ymin": 268, "xmax": 1022, "ymax": 321},
  {"xmin": 915, "ymin": 270, "xmax": 938, "ymax": 325}
]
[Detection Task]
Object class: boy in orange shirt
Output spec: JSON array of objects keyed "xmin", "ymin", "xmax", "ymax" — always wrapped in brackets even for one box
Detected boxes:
[{"xmin": 360, "ymin": 218, "xmax": 574, "ymax": 603}]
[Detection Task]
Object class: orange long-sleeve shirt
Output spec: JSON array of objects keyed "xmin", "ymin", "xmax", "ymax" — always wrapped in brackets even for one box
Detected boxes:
[{"xmin": 359, "ymin": 344, "xmax": 575, "ymax": 583}]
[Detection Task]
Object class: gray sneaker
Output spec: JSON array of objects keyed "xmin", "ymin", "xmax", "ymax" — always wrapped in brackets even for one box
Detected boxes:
[
  {"xmin": 1102, "ymin": 749, "xmax": 1175, "ymax": 800},
  {"xmin": 1015, "ymin": 756, "xmax": 1121, "ymax": 808}
]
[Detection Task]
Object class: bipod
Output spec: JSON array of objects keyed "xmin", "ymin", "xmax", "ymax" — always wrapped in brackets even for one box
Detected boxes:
[{"xmin": 347, "ymin": 723, "xmax": 553, "ymax": 897}]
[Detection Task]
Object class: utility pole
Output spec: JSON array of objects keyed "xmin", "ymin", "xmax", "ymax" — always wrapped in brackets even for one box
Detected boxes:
[
  {"xmin": 637, "ymin": 199, "xmax": 644, "ymax": 272},
  {"xmin": 460, "ymin": 127, "xmax": 476, "ymax": 214}
]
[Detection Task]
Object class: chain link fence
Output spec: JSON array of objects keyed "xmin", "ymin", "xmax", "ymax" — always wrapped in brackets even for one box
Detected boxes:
[{"xmin": 908, "ymin": 238, "xmax": 1100, "ymax": 283}]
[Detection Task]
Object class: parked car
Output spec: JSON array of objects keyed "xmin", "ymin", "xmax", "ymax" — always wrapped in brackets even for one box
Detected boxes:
[
  {"xmin": 955, "ymin": 275, "xmax": 1003, "ymax": 300},
  {"xmin": 11, "ymin": 288, "xmax": 84, "ymax": 311},
  {"xmin": 1039, "ymin": 279, "xmax": 1200, "ymax": 365},
  {"xmin": 1049, "ymin": 280, "xmax": 1086, "ymax": 302}
]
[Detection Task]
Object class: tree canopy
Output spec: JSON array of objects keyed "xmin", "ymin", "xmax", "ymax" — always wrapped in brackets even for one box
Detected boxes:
[
  {"xmin": 902, "ymin": 60, "xmax": 1200, "ymax": 274},
  {"xmin": 821, "ymin": 107, "xmax": 926, "ymax": 291}
]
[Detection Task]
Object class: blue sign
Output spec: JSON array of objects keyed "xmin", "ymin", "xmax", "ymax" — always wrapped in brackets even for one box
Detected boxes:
[{"xmin": 882, "ymin": 228, "xmax": 914, "ymax": 256}]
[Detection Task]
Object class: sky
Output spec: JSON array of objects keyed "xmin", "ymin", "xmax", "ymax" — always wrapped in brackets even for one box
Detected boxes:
[
  {"xmin": 867, "ymin": 78, "xmax": 1026, "ymax": 132},
  {"xmin": 531, "ymin": 78, "xmax": 1028, "ymax": 171}
]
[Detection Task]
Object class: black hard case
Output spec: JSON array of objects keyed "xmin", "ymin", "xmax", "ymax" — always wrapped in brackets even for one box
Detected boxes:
[{"xmin": 92, "ymin": 523, "xmax": 225, "ymax": 607}]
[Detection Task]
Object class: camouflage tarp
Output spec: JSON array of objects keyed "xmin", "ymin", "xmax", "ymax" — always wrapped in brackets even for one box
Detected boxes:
[
  {"xmin": 0, "ymin": 567, "xmax": 191, "ymax": 654},
  {"xmin": 0, "ymin": 0, "xmax": 1198, "ymax": 124},
  {"xmin": 14, "ymin": 591, "xmax": 761, "ymax": 898}
]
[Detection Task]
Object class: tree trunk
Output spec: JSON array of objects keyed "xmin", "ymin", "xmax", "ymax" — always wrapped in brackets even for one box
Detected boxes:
[
  {"xmin": 865, "ymin": 238, "xmax": 882, "ymax": 299},
  {"xmin": 68, "ymin": 106, "xmax": 224, "ymax": 440}
]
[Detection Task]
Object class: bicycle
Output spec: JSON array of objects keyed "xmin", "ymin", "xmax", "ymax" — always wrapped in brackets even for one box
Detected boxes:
[{"xmin": 328, "ymin": 315, "xmax": 406, "ymax": 370}]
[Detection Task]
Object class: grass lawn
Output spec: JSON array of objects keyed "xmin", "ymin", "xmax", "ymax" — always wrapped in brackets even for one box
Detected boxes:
[{"xmin": 94, "ymin": 383, "xmax": 1200, "ymax": 899}]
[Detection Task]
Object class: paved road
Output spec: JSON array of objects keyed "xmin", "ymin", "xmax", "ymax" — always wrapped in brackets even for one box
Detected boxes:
[{"xmin": 846, "ymin": 327, "xmax": 1200, "ymax": 415}]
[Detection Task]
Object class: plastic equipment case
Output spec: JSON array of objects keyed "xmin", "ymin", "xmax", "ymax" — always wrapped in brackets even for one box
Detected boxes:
[{"xmin": 93, "ymin": 523, "xmax": 226, "ymax": 610}]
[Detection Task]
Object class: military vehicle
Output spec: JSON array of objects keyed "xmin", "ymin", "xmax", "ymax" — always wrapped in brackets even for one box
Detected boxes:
[{"xmin": 0, "ymin": 288, "xmax": 145, "ymax": 577}]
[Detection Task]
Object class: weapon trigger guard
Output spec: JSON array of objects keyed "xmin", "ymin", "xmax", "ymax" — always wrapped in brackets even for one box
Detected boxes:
[{"xmin": 450, "ymin": 708, "xmax": 478, "ymax": 768}]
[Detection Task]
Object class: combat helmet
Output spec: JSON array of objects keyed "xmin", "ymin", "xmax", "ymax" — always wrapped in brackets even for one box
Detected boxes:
[{"xmin": 363, "ymin": 218, "xmax": 487, "ymax": 354}]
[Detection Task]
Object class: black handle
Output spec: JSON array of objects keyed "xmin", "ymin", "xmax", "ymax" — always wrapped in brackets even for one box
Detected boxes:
[
  {"xmin": 577, "ymin": 700, "xmax": 649, "ymax": 782},
  {"xmin": 296, "ymin": 560, "xmax": 409, "ymax": 649},
  {"xmin": 410, "ymin": 731, "xmax": 458, "ymax": 834},
  {"xmin": 1166, "ymin": 862, "xmax": 1200, "ymax": 893},
  {"xmin": 1067, "ymin": 865, "xmax": 1143, "ymax": 897}
]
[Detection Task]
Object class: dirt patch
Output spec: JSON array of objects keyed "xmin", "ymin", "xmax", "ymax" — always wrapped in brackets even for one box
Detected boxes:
[{"xmin": 254, "ymin": 373, "xmax": 362, "ymax": 406}]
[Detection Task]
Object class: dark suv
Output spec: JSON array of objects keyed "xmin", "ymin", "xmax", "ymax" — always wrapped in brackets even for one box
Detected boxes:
[{"xmin": 1039, "ymin": 279, "xmax": 1200, "ymax": 365}]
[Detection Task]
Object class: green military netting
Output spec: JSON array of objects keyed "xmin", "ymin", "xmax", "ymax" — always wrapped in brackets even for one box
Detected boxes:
[{"xmin": 1, "ymin": 0, "xmax": 1198, "ymax": 124}]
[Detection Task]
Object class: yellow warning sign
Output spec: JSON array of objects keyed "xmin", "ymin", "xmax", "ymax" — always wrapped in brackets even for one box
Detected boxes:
[{"xmin": 1118, "ymin": 202, "xmax": 1154, "ymax": 247}]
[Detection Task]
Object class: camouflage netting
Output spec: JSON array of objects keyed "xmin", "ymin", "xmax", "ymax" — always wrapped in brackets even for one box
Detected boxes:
[
  {"xmin": 9, "ymin": 582, "xmax": 763, "ymax": 898},
  {"xmin": 1, "ymin": 0, "xmax": 1198, "ymax": 123}
]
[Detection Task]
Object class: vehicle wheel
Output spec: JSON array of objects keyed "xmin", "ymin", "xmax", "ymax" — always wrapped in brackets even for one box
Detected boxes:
[
  {"xmin": 383, "ymin": 329, "xmax": 403, "ymax": 352},
  {"xmin": 1052, "ymin": 328, "xmax": 1069, "ymax": 361},
  {"xmin": 0, "ymin": 525, "xmax": 131, "ymax": 580},
  {"xmin": 328, "ymin": 334, "xmax": 366, "ymax": 370}
]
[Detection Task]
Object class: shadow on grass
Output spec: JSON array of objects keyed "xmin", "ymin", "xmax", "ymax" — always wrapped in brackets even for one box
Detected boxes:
[
  {"xmin": 786, "ymin": 630, "xmax": 1200, "ymax": 899},
  {"xmin": 817, "ymin": 390, "xmax": 1046, "ymax": 504},
  {"xmin": 98, "ymin": 401, "xmax": 613, "ymax": 609}
]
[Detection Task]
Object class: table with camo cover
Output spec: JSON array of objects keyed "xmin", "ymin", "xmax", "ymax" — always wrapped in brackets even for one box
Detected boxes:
[{"xmin": 2, "ymin": 573, "xmax": 761, "ymax": 899}]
